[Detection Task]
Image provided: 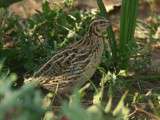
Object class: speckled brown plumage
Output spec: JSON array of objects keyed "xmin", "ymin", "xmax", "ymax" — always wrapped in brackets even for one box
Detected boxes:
[{"xmin": 24, "ymin": 19, "xmax": 110, "ymax": 93}]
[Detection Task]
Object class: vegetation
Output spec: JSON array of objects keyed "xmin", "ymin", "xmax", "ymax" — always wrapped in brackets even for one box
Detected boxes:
[{"xmin": 0, "ymin": 0, "xmax": 160, "ymax": 120}]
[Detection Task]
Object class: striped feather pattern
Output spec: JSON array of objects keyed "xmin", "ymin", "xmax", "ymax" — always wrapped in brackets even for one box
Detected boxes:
[{"xmin": 24, "ymin": 19, "xmax": 110, "ymax": 93}]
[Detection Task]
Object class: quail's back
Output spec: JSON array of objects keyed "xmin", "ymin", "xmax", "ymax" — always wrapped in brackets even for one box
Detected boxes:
[{"xmin": 25, "ymin": 19, "xmax": 110, "ymax": 93}]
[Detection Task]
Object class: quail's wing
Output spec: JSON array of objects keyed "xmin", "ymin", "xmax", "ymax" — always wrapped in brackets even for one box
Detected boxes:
[
  {"xmin": 33, "ymin": 48, "xmax": 75, "ymax": 77},
  {"xmin": 25, "ymin": 36, "xmax": 101, "ymax": 93},
  {"xmin": 32, "ymin": 38, "xmax": 93, "ymax": 91},
  {"xmin": 33, "ymin": 37, "xmax": 93, "ymax": 77}
]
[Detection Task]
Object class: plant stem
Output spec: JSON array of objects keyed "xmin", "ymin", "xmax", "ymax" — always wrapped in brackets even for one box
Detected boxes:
[{"xmin": 96, "ymin": 0, "xmax": 117, "ymax": 68}]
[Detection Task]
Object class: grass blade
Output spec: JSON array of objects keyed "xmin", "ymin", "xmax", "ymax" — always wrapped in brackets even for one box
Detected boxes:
[
  {"xmin": 119, "ymin": 0, "xmax": 139, "ymax": 69},
  {"xmin": 96, "ymin": 0, "xmax": 117, "ymax": 67}
]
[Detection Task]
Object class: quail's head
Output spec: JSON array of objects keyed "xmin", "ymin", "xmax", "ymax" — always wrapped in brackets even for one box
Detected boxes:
[{"xmin": 89, "ymin": 18, "xmax": 110, "ymax": 36}]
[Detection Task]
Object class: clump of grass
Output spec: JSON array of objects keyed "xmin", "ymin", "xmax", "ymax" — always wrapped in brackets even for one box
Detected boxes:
[
  {"xmin": 96, "ymin": 0, "xmax": 139, "ymax": 71},
  {"xmin": 119, "ymin": 0, "xmax": 139, "ymax": 69}
]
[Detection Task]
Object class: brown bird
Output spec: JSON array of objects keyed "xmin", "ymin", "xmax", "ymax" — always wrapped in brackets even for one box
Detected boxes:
[{"xmin": 25, "ymin": 18, "xmax": 111, "ymax": 94}]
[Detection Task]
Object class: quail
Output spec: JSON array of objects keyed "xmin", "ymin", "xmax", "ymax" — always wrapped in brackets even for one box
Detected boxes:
[{"xmin": 25, "ymin": 18, "xmax": 111, "ymax": 94}]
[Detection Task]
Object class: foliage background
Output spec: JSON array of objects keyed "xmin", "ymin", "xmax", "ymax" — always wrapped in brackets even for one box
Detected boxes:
[{"xmin": 0, "ymin": 0, "xmax": 160, "ymax": 120}]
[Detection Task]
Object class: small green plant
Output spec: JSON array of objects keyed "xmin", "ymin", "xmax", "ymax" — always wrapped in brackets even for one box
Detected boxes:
[
  {"xmin": 61, "ymin": 72, "xmax": 129, "ymax": 120},
  {"xmin": 0, "ymin": 60, "xmax": 46, "ymax": 120}
]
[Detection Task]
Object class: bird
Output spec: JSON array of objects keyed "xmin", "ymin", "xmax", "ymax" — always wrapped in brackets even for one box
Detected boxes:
[{"xmin": 24, "ymin": 18, "xmax": 111, "ymax": 94}]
